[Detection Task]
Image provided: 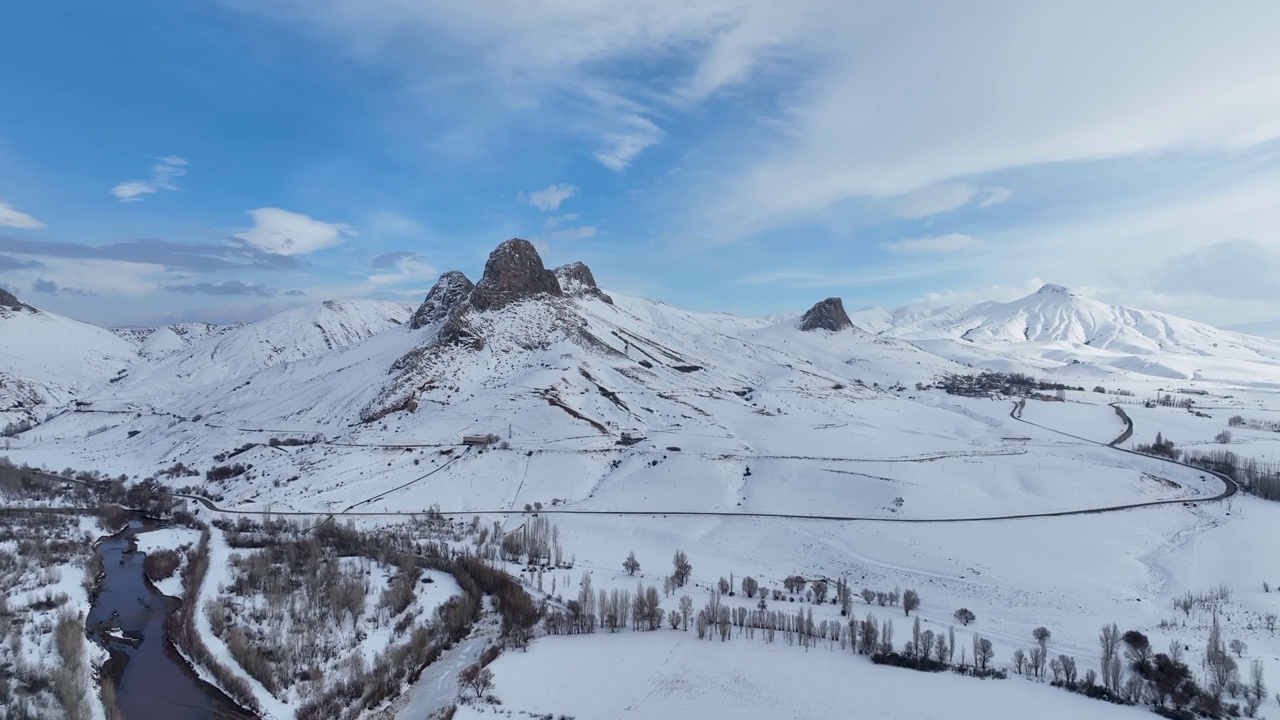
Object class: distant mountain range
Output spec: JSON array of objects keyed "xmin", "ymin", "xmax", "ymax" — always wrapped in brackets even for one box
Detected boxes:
[{"xmin": 4, "ymin": 241, "xmax": 1280, "ymax": 435}]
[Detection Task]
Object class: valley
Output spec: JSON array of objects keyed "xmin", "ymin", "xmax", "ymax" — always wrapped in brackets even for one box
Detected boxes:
[{"xmin": 3, "ymin": 240, "xmax": 1279, "ymax": 719}]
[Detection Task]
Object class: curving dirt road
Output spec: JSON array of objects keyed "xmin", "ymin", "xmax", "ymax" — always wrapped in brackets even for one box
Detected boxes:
[{"xmin": 173, "ymin": 402, "xmax": 1235, "ymax": 524}]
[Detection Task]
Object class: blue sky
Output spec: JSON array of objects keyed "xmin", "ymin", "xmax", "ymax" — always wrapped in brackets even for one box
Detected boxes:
[{"xmin": 2, "ymin": 1, "xmax": 1279, "ymax": 328}]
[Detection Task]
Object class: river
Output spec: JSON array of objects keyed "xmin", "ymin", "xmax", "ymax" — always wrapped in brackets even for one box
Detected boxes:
[{"xmin": 87, "ymin": 520, "xmax": 256, "ymax": 720}]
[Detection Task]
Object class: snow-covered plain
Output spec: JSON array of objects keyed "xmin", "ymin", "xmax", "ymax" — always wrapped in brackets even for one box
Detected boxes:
[{"xmin": 453, "ymin": 631, "xmax": 1153, "ymax": 720}]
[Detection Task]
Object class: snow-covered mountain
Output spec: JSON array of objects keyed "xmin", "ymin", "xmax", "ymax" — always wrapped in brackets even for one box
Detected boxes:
[
  {"xmin": 1, "ymin": 288, "xmax": 139, "ymax": 429},
  {"xmin": 105, "ymin": 299, "xmax": 415, "ymax": 401},
  {"xmin": 1, "ymin": 292, "xmax": 415, "ymax": 431},
  {"xmin": 861, "ymin": 284, "xmax": 1280, "ymax": 383},
  {"xmin": 7, "ymin": 247, "xmax": 1280, "ymax": 442},
  {"xmin": 113, "ymin": 322, "xmax": 237, "ymax": 361}
]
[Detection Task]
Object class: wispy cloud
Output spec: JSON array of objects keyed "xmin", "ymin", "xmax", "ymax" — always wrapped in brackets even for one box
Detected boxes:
[
  {"xmin": 164, "ymin": 280, "xmax": 281, "ymax": 297},
  {"xmin": 881, "ymin": 233, "xmax": 980, "ymax": 254},
  {"xmin": 366, "ymin": 250, "xmax": 437, "ymax": 286},
  {"xmin": 550, "ymin": 226, "xmax": 597, "ymax": 240},
  {"xmin": 978, "ymin": 187, "xmax": 1013, "ymax": 208},
  {"xmin": 110, "ymin": 156, "xmax": 190, "ymax": 202},
  {"xmin": 0, "ymin": 201, "xmax": 45, "ymax": 229},
  {"xmin": 520, "ymin": 184, "xmax": 576, "ymax": 212},
  {"xmin": 32, "ymin": 278, "xmax": 95, "ymax": 296},
  {"xmin": 0, "ymin": 235, "xmax": 301, "ymax": 271},
  {"xmin": 233, "ymin": 208, "xmax": 356, "ymax": 256},
  {"xmin": 893, "ymin": 184, "xmax": 977, "ymax": 219}
]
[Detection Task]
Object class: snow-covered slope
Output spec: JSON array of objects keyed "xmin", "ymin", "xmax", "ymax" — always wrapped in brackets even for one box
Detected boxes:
[
  {"xmin": 105, "ymin": 299, "xmax": 415, "ymax": 400},
  {"xmin": 867, "ymin": 284, "xmax": 1280, "ymax": 383},
  {"xmin": 113, "ymin": 322, "xmax": 237, "ymax": 361},
  {"xmin": 0, "ymin": 291, "xmax": 139, "ymax": 428}
]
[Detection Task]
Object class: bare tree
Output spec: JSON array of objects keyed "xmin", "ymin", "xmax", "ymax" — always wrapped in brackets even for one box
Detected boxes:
[
  {"xmin": 1099, "ymin": 623, "xmax": 1121, "ymax": 692},
  {"xmin": 1029, "ymin": 646, "xmax": 1046, "ymax": 678},
  {"xmin": 623, "ymin": 550, "xmax": 640, "ymax": 576},
  {"xmin": 953, "ymin": 608, "xmax": 976, "ymax": 626},
  {"xmin": 741, "ymin": 576, "xmax": 759, "ymax": 598},
  {"xmin": 678, "ymin": 595, "xmax": 693, "ymax": 630},
  {"xmin": 1230, "ymin": 638, "xmax": 1248, "ymax": 658},
  {"xmin": 974, "ymin": 636, "xmax": 994, "ymax": 669},
  {"xmin": 1122, "ymin": 630, "xmax": 1151, "ymax": 673},
  {"xmin": 458, "ymin": 663, "xmax": 494, "ymax": 699},
  {"xmin": 935, "ymin": 632, "xmax": 949, "ymax": 664},
  {"xmin": 1012, "ymin": 648, "xmax": 1026, "ymax": 675},
  {"xmin": 1250, "ymin": 659, "xmax": 1266, "ymax": 703},
  {"xmin": 860, "ymin": 587, "xmax": 876, "ymax": 605},
  {"xmin": 672, "ymin": 549, "xmax": 692, "ymax": 587},
  {"xmin": 667, "ymin": 609, "xmax": 681, "ymax": 629},
  {"xmin": 812, "ymin": 580, "xmax": 829, "ymax": 604},
  {"xmin": 902, "ymin": 589, "xmax": 920, "ymax": 616},
  {"xmin": 717, "ymin": 577, "xmax": 730, "ymax": 595},
  {"xmin": 1173, "ymin": 591, "xmax": 1194, "ymax": 618},
  {"xmin": 1058, "ymin": 655, "xmax": 1078, "ymax": 684},
  {"xmin": 948, "ymin": 625, "xmax": 956, "ymax": 663}
]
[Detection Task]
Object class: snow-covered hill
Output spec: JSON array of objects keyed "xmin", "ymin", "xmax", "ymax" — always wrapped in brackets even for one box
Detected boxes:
[
  {"xmin": 863, "ymin": 284, "xmax": 1280, "ymax": 383},
  {"xmin": 113, "ymin": 322, "xmax": 237, "ymax": 361},
  {"xmin": 104, "ymin": 299, "xmax": 416, "ymax": 402},
  {"xmin": 0, "ymin": 289, "xmax": 139, "ymax": 429}
]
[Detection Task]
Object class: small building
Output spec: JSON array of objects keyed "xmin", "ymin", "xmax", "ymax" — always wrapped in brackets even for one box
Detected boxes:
[{"xmin": 462, "ymin": 434, "xmax": 496, "ymax": 446}]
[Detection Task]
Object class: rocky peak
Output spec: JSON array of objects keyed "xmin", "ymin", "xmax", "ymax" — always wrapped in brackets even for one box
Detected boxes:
[
  {"xmin": 0, "ymin": 287, "xmax": 31, "ymax": 312},
  {"xmin": 1036, "ymin": 283, "xmax": 1075, "ymax": 297},
  {"xmin": 468, "ymin": 238, "xmax": 563, "ymax": 312},
  {"xmin": 410, "ymin": 271, "xmax": 475, "ymax": 329},
  {"xmin": 554, "ymin": 261, "xmax": 614, "ymax": 305},
  {"xmin": 798, "ymin": 297, "xmax": 853, "ymax": 332}
]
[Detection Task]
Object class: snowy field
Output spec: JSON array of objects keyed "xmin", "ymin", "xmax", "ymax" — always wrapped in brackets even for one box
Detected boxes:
[{"xmin": 454, "ymin": 632, "xmax": 1151, "ymax": 720}]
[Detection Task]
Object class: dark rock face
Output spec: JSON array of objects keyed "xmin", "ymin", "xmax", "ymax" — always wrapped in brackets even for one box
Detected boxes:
[
  {"xmin": 409, "ymin": 271, "xmax": 474, "ymax": 329},
  {"xmin": 554, "ymin": 261, "xmax": 613, "ymax": 304},
  {"xmin": 0, "ymin": 287, "xmax": 30, "ymax": 312},
  {"xmin": 799, "ymin": 297, "xmax": 853, "ymax": 332},
  {"xmin": 468, "ymin": 238, "xmax": 563, "ymax": 312}
]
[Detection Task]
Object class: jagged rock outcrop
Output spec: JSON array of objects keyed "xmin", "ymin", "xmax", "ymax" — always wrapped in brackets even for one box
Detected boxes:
[
  {"xmin": 409, "ymin": 271, "xmax": 474, "ymax": 329},
  {"xmin": 554, "ymin": 261, "xmax": 613, "ymax": 304},
  {"xmin": 799, "ymin": 297, "xmax": 853, "ymax": 332},
  {"xmin": 0, "ymin": 287, "xmax": 31, "ymax": 312},
  {"xmin": 468, "ymin": 238, "xmax": 563, "ymax": 312}
]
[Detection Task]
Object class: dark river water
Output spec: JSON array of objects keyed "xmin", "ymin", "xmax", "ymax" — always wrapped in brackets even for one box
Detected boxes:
[{"xmin": 87, "ymin": 520, "xmax": 256, "ymax": 720}]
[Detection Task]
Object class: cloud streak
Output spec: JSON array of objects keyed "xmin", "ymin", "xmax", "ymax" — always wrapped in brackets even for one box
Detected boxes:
[
  {"xmin": 0, "ymin": 201, "xmax": 45, "ymax": 229},
  {"xmin": 881, "ymin": 233, "xmax": 980, "ymax": 254},
  {"xmin": 111, "ymin": 156, "xmax": 190, "ymax": 202},
  {"xmin": 520, "ymin": 184, "xmax": 577, "ymax": 212},
  {"xmin": 0, "ymin": 235, "xmax": 302, "ymax": 272},
  {"xmin": 164, "ymin": 280, "xmax": 281, "ymax": 297}
]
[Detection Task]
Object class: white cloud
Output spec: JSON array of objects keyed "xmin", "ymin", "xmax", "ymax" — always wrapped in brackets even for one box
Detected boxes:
[
  {"xmin": 520, "ymin": 184, "xmax": 577, "ymax": 212},
  {"xmin": 233, "ymin": 208, "xmax": 356, "ymax": 256},
  {"xmin": 110, "ymin": 156, "xmax": 189, "ymax": 202},
  {"xmin": 703, "ymin": 3, "xmax": 1280, "ymax": 231},
  {"xmin": 551, "ymin": 226, "xmax": 598, "ymax": 240},
  {"xmin": 7, "ymin": 257, "xmax": 167, "ymax": 296},
  {"xmin": 544, "ymin": 213, "xmax": 579, "ymax": 228},
  {"xmin": 893, "ymin": 183, "xmax": 977, "ymax": 219},
  {"xmin": 0, "ymin": 201, "xmax": 44, "ymax": 229},
  {"xmin": 593, "ymin": 114, "xmax": 664, "ymax": 171},
  {"xmin": 979, "ymin": 187, "xmax": 1013, "ymax": 209},
  {"xmin": 368, "ymin": 252, "xmax": 437, "ymax": 286},
  {"xmin": 881, "ymin": 233, "xmax": 980, "ymax": 254}
]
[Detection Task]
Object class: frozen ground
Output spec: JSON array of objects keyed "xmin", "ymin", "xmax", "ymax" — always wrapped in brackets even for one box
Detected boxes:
[{"xmin": 453, "ymin": 632, "xmax": 1151, "ymax": 720}]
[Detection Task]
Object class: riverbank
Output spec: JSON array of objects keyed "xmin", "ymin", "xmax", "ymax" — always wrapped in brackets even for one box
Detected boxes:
[{"xmin": 87, "ymin": 519, "xmax": 257, "ymax": 720}]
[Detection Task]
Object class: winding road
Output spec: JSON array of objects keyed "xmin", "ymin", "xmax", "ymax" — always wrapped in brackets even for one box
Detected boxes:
[{"xmin": 166, "ymin": 400, "xmax": 1236, "ymax": 524}]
